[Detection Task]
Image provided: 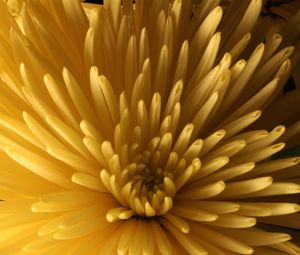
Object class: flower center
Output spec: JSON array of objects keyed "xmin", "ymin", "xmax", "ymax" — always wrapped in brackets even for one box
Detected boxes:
[
  {"xmin": 139, "ymin": 167, "xmax": 165, "ymax": 193},
  {"xmin": 123, "ymin": 162, "xmax": 176, "ymax": 217},
  {"xmin": 100, "ymin": 137, "xmax": 180, "ymax": 222}
]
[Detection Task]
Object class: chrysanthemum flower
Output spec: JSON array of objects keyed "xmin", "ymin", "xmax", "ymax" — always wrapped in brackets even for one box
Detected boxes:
[
  {"xmin": 221, "ymin": 0, "xmax": 300, "ymax": 33},
  {"xmin": 1, "ymin": 0, "xmax": 300, "ymax": 254},
  {"xmin": 220, "ymin": 0, "xmax": 300, "ymax": 90}
]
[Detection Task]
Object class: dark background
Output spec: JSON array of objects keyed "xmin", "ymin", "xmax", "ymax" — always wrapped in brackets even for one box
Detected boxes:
[{"xmin": 84, "ymin": 0, "xmax": 104, "ymax": 4}]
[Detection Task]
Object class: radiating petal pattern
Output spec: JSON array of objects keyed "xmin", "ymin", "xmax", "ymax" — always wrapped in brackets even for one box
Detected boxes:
[{"xmin": 0, "ymin": 0, "xmax": 300, "ymax": 254}]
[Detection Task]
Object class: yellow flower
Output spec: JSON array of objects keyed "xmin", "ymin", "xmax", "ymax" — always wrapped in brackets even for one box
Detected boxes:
[
  {"xmin": 0, "ymin": 0, "xmax": 300, "ymax": 254},
  {"xmin": 220, "ymin": 0, "xmax": 300, "ymax": 90},
  {"xmin": 5, "ymin": 0, "xmax": 22, "ymax": 15}
]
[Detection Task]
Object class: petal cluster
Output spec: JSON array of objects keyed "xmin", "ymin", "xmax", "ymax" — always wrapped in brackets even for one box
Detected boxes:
[{"xmin": 0, "ymin": 0, "xmax": 300, "ymax": 254}]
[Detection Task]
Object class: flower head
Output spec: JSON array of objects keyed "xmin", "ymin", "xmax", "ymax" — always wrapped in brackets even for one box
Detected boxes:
[{"xmin": 0, "ymin": 0, "xmax": 300, "ymax": 254}]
